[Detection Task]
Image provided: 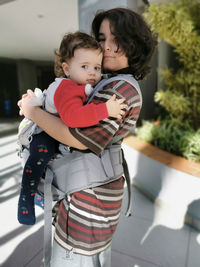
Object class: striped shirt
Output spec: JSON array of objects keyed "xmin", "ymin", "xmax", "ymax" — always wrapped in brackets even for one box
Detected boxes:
[
  {"xmin": 53, "ymin": 77, "xmax": 142, "ymax": 255},
  {"xmin": 70, "ymin": 79, "xmax": 142, "ymax": 155},
  {"xmin": 54, "ymin": 177, "xmax": 124, "ymax": 255}
]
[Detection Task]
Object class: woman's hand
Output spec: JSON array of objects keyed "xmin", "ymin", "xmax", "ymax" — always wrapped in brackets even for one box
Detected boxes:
[{"xmin": 17, "ymin": 90, "xmax": 39, "ymax": 119}]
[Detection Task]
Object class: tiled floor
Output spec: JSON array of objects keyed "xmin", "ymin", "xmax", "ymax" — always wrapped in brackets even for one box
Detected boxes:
[{"xmin": 0, "ymin": 133, "xmax": 200, "ymax": 267}]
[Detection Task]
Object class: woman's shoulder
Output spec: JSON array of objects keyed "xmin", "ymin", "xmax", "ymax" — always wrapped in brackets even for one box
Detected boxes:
[
  {"xmin": 102, "ymin": 74, "xmax": 139, "ymax": 91},
  {"xmin": 109, "ymin": 78, "xmax": 141, "ymax": 100}
]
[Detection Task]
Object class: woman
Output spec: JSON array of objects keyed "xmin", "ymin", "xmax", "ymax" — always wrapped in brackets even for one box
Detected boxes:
[{"xmin": 18, "ymin": 7, "xmax": 157, "ymax": 267}]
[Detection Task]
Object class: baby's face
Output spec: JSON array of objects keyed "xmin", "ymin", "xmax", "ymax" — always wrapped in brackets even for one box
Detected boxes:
[{"xmin": 63, "ymin": 48, "xmax": 103, "ymax": 86}]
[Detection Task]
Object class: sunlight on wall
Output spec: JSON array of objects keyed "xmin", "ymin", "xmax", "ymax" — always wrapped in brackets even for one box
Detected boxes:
[
  {"xmin": 197, "ymin": 234, "xmax": 200, "ymax": 245},
  {"xmin": 141, "ymin": 170, "xmax": 200, "ymax": 244}
]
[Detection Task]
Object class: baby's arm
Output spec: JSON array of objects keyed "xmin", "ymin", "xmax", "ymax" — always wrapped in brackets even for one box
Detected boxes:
[{"xmin": 54, "ymin": 80, "xmax": 127, "ymax": 128}]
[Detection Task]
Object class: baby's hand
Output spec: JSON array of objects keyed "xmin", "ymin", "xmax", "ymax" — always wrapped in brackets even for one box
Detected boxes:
[{"xmin": 106, "ymin": 94, "xmax": 128, "ymax": 120}]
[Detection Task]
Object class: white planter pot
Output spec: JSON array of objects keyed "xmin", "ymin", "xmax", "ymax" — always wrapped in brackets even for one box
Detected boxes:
[{"xmin": 123, "ymin": 135, "xmax": 200, "ymax": 232}]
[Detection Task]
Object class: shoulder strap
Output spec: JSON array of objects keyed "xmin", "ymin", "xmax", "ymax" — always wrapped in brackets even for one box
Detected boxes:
[
  {"xmin": 88, "ymin": 74, "xmax": 142, "ymax": 219},
  {"xmin": 87, "ymin": 74, "xmax": 142, "ymax": 106}
]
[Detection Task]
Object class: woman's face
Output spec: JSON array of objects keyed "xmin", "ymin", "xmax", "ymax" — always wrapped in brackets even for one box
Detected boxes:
[{"xmin": 98, "ymin": 19, "xmax": 129, "ymax": 72}]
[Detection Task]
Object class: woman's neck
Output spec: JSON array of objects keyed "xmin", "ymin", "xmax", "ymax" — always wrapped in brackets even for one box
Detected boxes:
[{"xmin": 103, "ymin": 67, "xmax": 132, "ymax": 77}]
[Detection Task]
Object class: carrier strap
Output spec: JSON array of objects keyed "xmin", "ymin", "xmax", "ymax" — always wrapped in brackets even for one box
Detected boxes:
[
  {"xmin": 87, "ymin": 74, "xmax": 142, "ymax": 105},
  {"xmin": 43, "ymin": 167, "xmax": 54, "ymax": 267},
  {"xmin": 121, "ymin": 149, "xmax": 132, "ymax": 217}
]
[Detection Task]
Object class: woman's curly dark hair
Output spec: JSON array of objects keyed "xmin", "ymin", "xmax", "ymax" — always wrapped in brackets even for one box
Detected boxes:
[
  {"xmin": 54, "ymin": 31, "xmax": 103, "ymax": 77},
  {"xmin": 92, "ymin": 8, "xmax": 157, "ymax": 80}
]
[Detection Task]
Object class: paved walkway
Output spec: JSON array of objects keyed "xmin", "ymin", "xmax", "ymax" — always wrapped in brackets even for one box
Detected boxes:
[{"xmin": 0, "ymin": 120, "xmax": 200, "ymax": 267}]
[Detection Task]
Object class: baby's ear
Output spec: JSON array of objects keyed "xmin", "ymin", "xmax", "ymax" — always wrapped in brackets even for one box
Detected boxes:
[{"xmin": 62, "ymin": 62, "xmax": 70, "ymax": 77}]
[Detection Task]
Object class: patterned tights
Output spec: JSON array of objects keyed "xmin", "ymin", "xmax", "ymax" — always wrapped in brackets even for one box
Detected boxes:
[{"xmin": 18, "ymin": 132, "xmax": 57, "ymax": 225}]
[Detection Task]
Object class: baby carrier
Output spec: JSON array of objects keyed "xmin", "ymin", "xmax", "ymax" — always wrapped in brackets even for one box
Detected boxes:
[{"xmin": 19, "ymin": 74, "xmax": 142, "ymax": 267}]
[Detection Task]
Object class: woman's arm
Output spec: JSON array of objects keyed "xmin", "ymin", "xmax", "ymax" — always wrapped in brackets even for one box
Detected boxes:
[
  {"xmin": 69, "ymin": 81, "xmax": 141, "ymax": 155},
  {"xmin": 18, "ymin": 90, "xmax": 87, "ymax": 150}
]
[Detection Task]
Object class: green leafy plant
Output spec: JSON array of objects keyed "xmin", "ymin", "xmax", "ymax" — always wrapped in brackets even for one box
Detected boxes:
[{"xmin": 137, "ymin": 0, "xmax": 200, "ymax": 162}]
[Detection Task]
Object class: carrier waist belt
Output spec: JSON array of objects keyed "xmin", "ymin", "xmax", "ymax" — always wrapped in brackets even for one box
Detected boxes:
[{"xmin": 38, "ymin": 144, "xmax": 125, "ymax": 198}]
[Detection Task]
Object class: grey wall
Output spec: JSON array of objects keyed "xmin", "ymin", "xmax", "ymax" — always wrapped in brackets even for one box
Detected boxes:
[
  {"xmin": 78, "ymin": 0, "xmax": 139, "ymax": 34},
  {"xmin": 17, "ymin": 60, "xmax": 37, "ymax": 96}
]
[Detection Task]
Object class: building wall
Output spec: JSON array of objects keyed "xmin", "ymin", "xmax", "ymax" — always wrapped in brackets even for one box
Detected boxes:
[
  {"xmin": 0, "ymin": 59, "xmax": 19, "ymax": 117},
  {"xmin": 78, "ymin": 0, "xmax": 138, "ymax": 34},
  {"xmin": 0, "ymin": 59, "xmax": 54, "ymax": 118},
  {"xmin": 17, "ymin": 60, "xmax": 37, "ymax": 97}
]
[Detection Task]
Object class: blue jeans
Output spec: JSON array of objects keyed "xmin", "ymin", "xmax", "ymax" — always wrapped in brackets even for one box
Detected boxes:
[{"xmin": 50, "ymin": 240, "xmax": 111, "ymax": 267}]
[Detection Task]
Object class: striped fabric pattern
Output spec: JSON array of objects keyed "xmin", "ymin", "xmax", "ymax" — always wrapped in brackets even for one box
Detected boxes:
[
  {"xmin": 69, "ymin": 79, "xmax": 142, "ymax": 155},
  {"xmin": 54, "ymin": 177, "xmax": 125, "ymax": 255},
  {"xmin": 54, "ymin": 78, "xmax": 142, "ymax": 255}
]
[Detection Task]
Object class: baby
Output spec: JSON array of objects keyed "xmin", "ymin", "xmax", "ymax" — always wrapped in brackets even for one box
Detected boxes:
[{"xmin": 17, "ymin": 31, "xmax": 127, "ymax": 225}]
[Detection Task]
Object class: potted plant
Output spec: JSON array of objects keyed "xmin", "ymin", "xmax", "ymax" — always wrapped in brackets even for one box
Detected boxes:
[
  {"xmin": 124, "ymin": 0, "xmax": 200, "ymax": 231},
  {"xmin": 137, "ymin": 0, "xmax": 200, "ymax": 162}
]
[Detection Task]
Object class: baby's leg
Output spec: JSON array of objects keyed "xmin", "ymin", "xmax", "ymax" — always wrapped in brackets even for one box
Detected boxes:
[{"xmin": 18, "ymin": 132, "xmax": 57, "ymax": 225}]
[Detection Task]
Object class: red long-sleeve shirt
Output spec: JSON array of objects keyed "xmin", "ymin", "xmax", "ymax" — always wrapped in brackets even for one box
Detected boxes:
[{"xmin": 54, "ymin": 79, "xmax": 108, "ymax": 128}]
